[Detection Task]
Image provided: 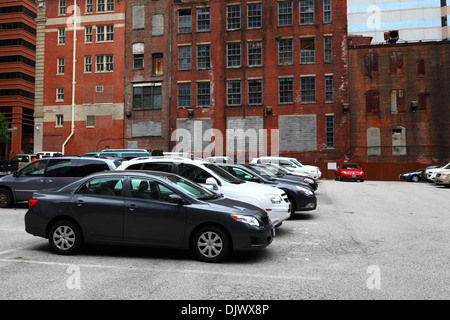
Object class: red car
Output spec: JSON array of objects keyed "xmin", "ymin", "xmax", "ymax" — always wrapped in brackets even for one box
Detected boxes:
[{"xmin": 335, "ymin": 163, "xmax": 365, "ymax": 182}]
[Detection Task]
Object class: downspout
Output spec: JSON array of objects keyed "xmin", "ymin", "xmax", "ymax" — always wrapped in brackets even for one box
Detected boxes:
[{"xmin": 62, "ymin": 0, "xmax": 77, "ymax": 154}]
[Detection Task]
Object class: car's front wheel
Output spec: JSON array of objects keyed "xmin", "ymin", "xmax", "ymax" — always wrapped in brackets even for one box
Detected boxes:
[
  {"xmin": 48, "ymin": 220, "xmax": 83, "ymax": 255},
  {"xmin": 411, "ymin": 175, "xmax": 420, "ymax": 182},
  {"xmin": 192, "ymin": 226, "xmax": 231, "ymax": 263}
]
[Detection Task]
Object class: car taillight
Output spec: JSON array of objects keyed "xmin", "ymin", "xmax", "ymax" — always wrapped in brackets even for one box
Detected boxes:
[{"xmin": 29, "ymin": 199, "xmax": 38, "ymax": 207}]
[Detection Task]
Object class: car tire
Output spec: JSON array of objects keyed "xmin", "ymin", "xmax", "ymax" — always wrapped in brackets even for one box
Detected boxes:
[
  {"xmin": 360, "ymin": 179, "xmax": 364, "ymax": 182},
  {"xmin": 411, "ymin": 175, "xmax": 419, "ymax": 182},
  {"xmin": 287, "ymin": 196, "xmax": 296, "ymax": 219},
  {"xmin": 339, "ymin": 174, "xmax": 343, "ymax": 181},
  {"xmin": 48, "ymin": 220, "xmax": 83, "ymax": 255},
  {"xmin": 0, "ymin": 187, "xmax": 13, "ymax": 208},
  {"xmin": 191, "ymin": 225, "xmax": 231, "ymax": 263}
]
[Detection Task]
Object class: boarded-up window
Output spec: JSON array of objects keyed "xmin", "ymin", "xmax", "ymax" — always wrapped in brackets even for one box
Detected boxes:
[
  {"xmin": 365, "ymin": 90, "xmax": 380, "ymax": 113},
  {"xmin": 418, "ymin": 92, "xmax": 428, "ymax": 110},
  {"xmin": 153, "ymin": 53, "xmax": 163, "ymax": 75},
  {"xmin": 390, "ymin": 89, "xmax": 405, "ymax": 113},
  {"xmin": 364, "ymin": 52, "xmax": 378, "ymax": 78},
  {"xmin": 417, "ymin": 59, "xmax": 425, "ymax": 76},
  {"xmin": 389, "ymin": 52, "xmax": 404, "ymax": 75}
]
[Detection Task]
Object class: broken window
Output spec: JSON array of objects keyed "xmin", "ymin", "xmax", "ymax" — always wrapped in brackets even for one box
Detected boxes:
[
  {"xmin": 365, "ymin": 90, "xmax": 380, "ymax": 113},
  {"xmin": 390, "ymin": 89, "xmax": 405, "ymax": 113},
  {"xmin": 364, "ymin": 52, "xmax": 378, "ymax": 78},
  {"xmin": 300, "ymin": 38, "xmax": 315, "ymax": 64},
  {"xmin": 389, "ymin": 52, "xmax": 404, "ymax": 75}
]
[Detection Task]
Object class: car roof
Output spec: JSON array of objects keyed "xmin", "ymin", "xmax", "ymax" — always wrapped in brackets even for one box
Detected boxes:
[
  {"xmin": 125, "ymin": 156, "xmax": 207, "ymax": 164},
  {"xmin": 88, "ymin": 170, "xmax": 179, "ymax": 179}
]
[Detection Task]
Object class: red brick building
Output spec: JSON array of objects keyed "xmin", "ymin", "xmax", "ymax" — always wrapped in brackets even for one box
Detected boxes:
[
  {"xmin": 167, "ymin": 0, "xmax": 350, "ymax": 174},
  {"xmin": 0, "ymin": 0, "xmax": 37, "ymax": 159},
  {"xmin": 348, "ymin": 40, "xmax": 450, "ymax": 180},
  {"xmin": 34, "ymin": 0, "xmax": 125, "ymax": 155}
]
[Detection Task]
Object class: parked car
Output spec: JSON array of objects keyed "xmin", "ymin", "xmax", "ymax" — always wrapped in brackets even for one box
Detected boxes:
[
  {"xmin": 82, "ymin": 149, "xmax": 151, "ymax": 160},
  {"xmin": 8, "ymin": 154, "xmax": 36, "ymax": 169},
  {"xmin": 25, "ymin": 171, "xmax": 274, "ymax": 262},
  {"xmin": 35, "ymin": 151, "xmax": 63, "ymax": 158},
  {"xmin": 251, "ymin": 156, "xmax": 321, "ymax": 180},
  {"xmin": 335, "ymin": 163, "xmax": 365, "ymax": 182},
  {"xmin": 256, "ymin": 163, "xmax": 318, "ymax": 191},
  {"xmin": 0, "ymin": 156, "xmax": 120, "ymax": 208},
  {"xmin": 215, "ymin": 163, "xmax": 316, "ymax": 216},
  {"xmin": 423, "ymin": 162, "xmax": 450, "ymax": 182},
  {"xmin": 399, "ymin": 166, "xmax": 438, "ymax": 182},
  {"xmin": 116, "ymin": 157, "xmax": 291, "ymax": 227},
  {"xmin": 434, "ymin": 169, "xmax": 450, "ymax": 188}
]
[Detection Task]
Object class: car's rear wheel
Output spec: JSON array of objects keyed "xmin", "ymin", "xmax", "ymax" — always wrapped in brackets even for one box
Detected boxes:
[
  {"xmin": 192, "ymin": 226, "xmax": 231, "ymax": 263},
  {"xmin": 0, "ymin": 187, "xmax": 13, "ymax": 208},
  {"xmin": 48, "ymin": 220, "xmax": 83, "ymax": 255}
]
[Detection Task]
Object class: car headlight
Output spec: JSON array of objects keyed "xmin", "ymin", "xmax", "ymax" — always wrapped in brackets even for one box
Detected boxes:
[
  {"xmin": 403, "ymin": 173, "xmax": 410, "ymax": 176},
  {"xmin": 304, "ymin": 178, "xmax": 314, "ymax": 184},
  {"xmin": 232, "ymin": 215, "xmax": 260, "ymax": 227},
  {"xmin": 266, "ymin": 194, "xmax": 282, "ymax": 204},
  {"xmin": 296, "ymin": 186, "xmax": 314, "ymax": 196},
  {"xmin": 341, "ymin": 171, "xmax": 347, "ymax": 174}
]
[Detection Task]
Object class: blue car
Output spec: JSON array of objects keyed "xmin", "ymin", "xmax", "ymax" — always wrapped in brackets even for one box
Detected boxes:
[{"xmin": 399, "ymin": 166, "xmax": 438, "ymax": 182}]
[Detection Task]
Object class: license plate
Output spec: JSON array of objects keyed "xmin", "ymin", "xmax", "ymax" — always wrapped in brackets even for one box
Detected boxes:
[{"xmin": 351, "ymin": 175, "xmax": 357, "ymax": 178}]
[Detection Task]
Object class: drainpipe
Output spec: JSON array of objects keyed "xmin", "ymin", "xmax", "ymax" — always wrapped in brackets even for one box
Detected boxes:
[{"xmin": 62, "ymin": 0, "xmax": 77, "ymax": 154}]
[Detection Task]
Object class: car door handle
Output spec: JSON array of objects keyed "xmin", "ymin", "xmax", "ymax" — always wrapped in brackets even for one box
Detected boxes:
[
  {"xmin": 127, "ymin": 204, "xmax": 137, "ymax": 211},
  {"xmin": 46, "ymin": 179, "xmax": 53, "ymax": 184},
  {"xmin": 76, "ymin": 200, "xmax": 84, "ymax": 207}
]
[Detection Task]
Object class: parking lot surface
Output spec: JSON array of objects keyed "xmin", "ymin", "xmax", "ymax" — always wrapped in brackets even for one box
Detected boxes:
[{"xmin": 0, "ymin": 180, "xmax": 449, "ymax": 300}]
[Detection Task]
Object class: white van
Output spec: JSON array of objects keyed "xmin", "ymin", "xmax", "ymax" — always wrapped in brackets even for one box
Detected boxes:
[
  {"xmin": 251, "ymin": 156, "xmax": 321, "ymax": 180},
  {"xmin": 116, "ymin": 157, "xmax": 291, "ymax": 227}
]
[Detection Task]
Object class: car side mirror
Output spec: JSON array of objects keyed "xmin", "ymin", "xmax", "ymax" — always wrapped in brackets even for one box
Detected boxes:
[
  {"xmin": 205, "ymin": 177, "xmax": 219, "ymax": 191},
  {"xmin": 13, "ymin": 171, "xmax": 19, "ymax": 177},
  {"xmin": 251, "ymin": 176, "xmax": 262, "ymax": 183},
  {"xmin": 168, "ymin": 194, "xmax": 184, "ymax": 205}
]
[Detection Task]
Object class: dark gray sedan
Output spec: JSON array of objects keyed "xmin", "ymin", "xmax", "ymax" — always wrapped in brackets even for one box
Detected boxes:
[{"xmin": 25, "ymin": 171, "xmax": 274, "ymax": 263}]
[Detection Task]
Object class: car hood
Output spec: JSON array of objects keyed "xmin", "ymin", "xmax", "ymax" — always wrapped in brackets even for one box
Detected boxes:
[
  {"xmin": 204, "ymin": 197, "xmax": 268, "ymax": 218},
  {"xmin": 229, "ymin": 180, "xmax": 285, "ymax": 195}
]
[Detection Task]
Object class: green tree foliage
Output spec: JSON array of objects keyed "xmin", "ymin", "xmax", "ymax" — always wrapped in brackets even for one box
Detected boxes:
[{"xmin": 0, "ymin": 112, "xmax": 10, "ymax": 143}]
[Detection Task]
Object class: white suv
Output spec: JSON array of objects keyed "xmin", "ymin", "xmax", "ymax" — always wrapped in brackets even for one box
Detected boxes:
[
  {"xmin": 251, "ymin": 156, "xmax": 321, "ymax": 180},
  {"xmin": 116, "ymin": 157, "xmax": 291, "ymax": 227},
  {"xmin": 424, "ymin": 162, "xmax": 450, "ymax": 182}
]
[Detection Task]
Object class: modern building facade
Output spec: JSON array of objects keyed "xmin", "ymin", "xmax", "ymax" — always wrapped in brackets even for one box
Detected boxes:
[
  {"xmin": 348, "ymin": 39, "xmax": 450, "ymax": 180},
  {"xmin": 0, "ymin": 0, "xmax": 37, "ymax": 159},
  {"xmin": 167, "ymin": 0, "xmax": 350, "ymax": 175},
  {"xmin": 348, "ymin": 0, "xmax": 450, "ymax": 43},
  {"xmin": 34, "ymin": 0, "xmax": 125, "ymax": 155}
]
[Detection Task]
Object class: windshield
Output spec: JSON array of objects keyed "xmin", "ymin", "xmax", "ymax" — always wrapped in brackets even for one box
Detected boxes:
[
  {"xmin": 203, "ymin": 163, "xmax": 242, "ymax": 184},
  {"xmin": 290, "ymin": 159, "xmax": 304, "ymax": 167},
  {"xmin": 165, "ymin": 175, "xmax": 217, "ymax": 200},
  {"xmin": 247, "ymin": 166, "xmax": 277, "ymax": 180},
  {"xmin": 341, "ymin": 164, "xmax": 361, "ymax": 170}
]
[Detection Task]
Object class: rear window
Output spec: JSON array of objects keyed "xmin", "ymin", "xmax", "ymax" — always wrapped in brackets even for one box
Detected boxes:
[
  {"xmin": 45, "ymin": 158, "xmax": 80, "ymax": 177},
  {"xmin": 141, "ymin": 162, "xmax": 172, "ymax": 172},
  {"xmin": 76, "ymin": 159, "xmax": 112, "ymax": 176}
]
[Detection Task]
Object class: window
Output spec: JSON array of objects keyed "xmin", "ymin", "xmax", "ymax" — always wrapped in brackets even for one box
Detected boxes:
[
  {"xmin": 227, "ymin": 42, "xmax": 241, "ymax": 67},
  {"xmin": 56, "ymin": 87, "xmax": 64, "ymax": 101},
  {"xmin": 178, "ymin": 46, "xmax": 191, "ymax": 70},
  {"xmin": 86, "ymin": 115, "xmax": 95, "ymax": 127},
  {"xmin": 177, "ymin": 82, "xmax": 191, "ymax": 107},
  {"xmin": 153, "ymin": 53, "xmax": 163, "ymax": 75},
  {"xmin": 323, "ymin": 0, "xmax": 332, "ymax": 23},
  {"xmin": 279, "ymin": 77, "xmax": 293, "ymax": 104},
  {"xmin": 197, "ymin": 82, "xmax": 211, "ymax": 107},
  {"xmin": 278, "ymin": 38, "xmax": 293, "ymax": 65},
  {"xmin": 299, "ymin": 0, "xmax": 315, "ymax": 24},
  {"xmin": 98, "ymin": 0, "xmax": 114, "ymax": 13},
  {"xmin": 365, "ymin": 90, "xmax": 380, "ymax": 113},
  {"xmin": 390, "ymin": 89, "xmax": 405, "ymax": 113},
  {"xmin": 278, "ymin": 1, "xmax": 293, "ymax": 26},
  {"xmin": 247, "ymin": 3, "xmax": 262, "ymax": 29},
  {"xmin": 86, "ymin": 0, "xmax": 93, "ymax": 14},
  {"xmin": 325, "ymin": 115, "xmax": 334, "ymax": 148},
  {"xmin": 97, "ymin": 25, "xmax": 114, "ymax": 42},
  {"xmin": 417, "ymin": 59, "xmax": 425, "ymax": 76},
  {"xmin": 226, "ymin": 5, "xmax": 241, "ymax": 30},
  {"xmin": 325, "ymin": 75, "xmax": 334, "ymax": 101},
  {"xmin": 300, "ymin": 76, "xmax": 316, "ymax": 103},
  {"xmin": 132, "ymin": 42, "xmax": 144, "ymax": 69},
  {"xmin": 130, "ymin": 178, "xmax": 175, "ymax": 201},
  {"xmin": 178, "ymin": 163, "xmax": 215, "ymax": 184},
  {"xmin": 364, "ymin": 52, "xmax": 379, "ymax": 78},
  {"xmin": 141, "ymin": 162, "xmax": 172, "ymax": 172},
  {"xmin": 58, "ymin": 28, "xmax": 65, "ymax": 45},
  {"xmin": 58, "ymin": 0, "xmax": 66, "ymax": 16},
  {"xmin": 248, "ymin": 41, "xmax": 262, "ymax": 66},
  {"xmin": 197, "ymin": 7, "xmax": 210, "ymax": 32},
  {"xmin": 95, "ymin": 55, "xmax": 114, "ymax": 72},
  {"xmin": 57, "ymin": 58, "xmax": 65, "ymax": 75},
  {"xmin": 324, "ymin": 36, "xmax": 333, "ymax": 62},
  {"xmin": 389, "ymin": 52, "xmax": 404, "ymax": 75},
  {"xmin": 178, "ymin": 9, "xmax": 191, "ymax": 33},
  {"xmin": 133, "ymin": 84, "xmax": 162, "ymax": 109},
  {"xmin": 197, "ymin": 44, "xmax": 210, "ymax": 70},
  {"xmin": 78, "ymin": 177, "xmax": 123, "ymax": 197},
  {"xmin": 56, "ymin": 114, "xmax": 63, "ymax": 127},
  {"xmin": 84, "ymin": 56, "xmax": 92, "ymax": 73},
  {"xmin": 248, "ymin": 79, "xmax": 263, "ymax": 105},
  {"xmin": 300, "ymin": 38, "xmax": 315, "ymax": 63},
  {"xmin": 418, "ymin": 92, "xmax": 428, "ymax": 110},
  {"xmin": 77, "ymin": 160, "xmax": 113, "ymax": 177},
  {"xmin": 17, "ymin": 159, "xmax": 47, "ymax": 177},
  {"xmin": 85, "ymin": 26, "xmax": 92, "ymax": 43},
  {"xmin": 226, "ymin": 80, "xmax": 241, "ymax": 106}
]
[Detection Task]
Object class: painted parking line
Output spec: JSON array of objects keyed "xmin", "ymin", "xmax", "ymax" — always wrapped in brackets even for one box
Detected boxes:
[{"xmin": 0, "ymin": 258, "xmax": 321, "ymax": 281}]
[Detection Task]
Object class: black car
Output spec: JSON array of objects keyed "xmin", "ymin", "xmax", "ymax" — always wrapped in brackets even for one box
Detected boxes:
[
  {"xmin": 25, "ymin": 171, "xmax": 274, "ymax": 263},
  {"xmin": 252, "ymin": 163, "xmax": 318, "ymax": 191},
  {"xmin": 399, "ymin": 165, "xmax": 438, "ymax": 182},
  {"xmin": 0, "ymin": 157, "xmax": 121, "ymax": 208},
  {"xmin": 215, "ymin": 163, "xmax": 317, "ymax": 216}
]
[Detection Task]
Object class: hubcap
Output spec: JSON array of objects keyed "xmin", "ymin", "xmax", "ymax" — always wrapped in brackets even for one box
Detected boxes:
[
  {"xmin": 53, "ymin": 226, "xmax": 75, "ymax": 250},
  {"xmin": 197, "ymin": 231, "xmax": 223, "ymax": 258}
]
